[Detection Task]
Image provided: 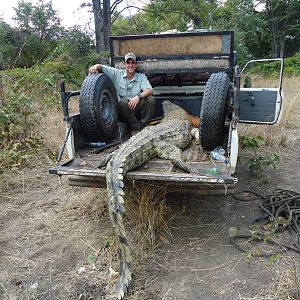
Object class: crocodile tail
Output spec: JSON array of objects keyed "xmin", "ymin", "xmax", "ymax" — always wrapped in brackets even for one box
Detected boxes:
[{"xmin": 106, "ymin": 159, "xmax": 132, "ymax": 299}]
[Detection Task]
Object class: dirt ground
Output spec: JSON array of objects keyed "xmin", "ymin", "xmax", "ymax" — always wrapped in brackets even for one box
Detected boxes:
[{"xmin": 1, "ymin": 82, "xmax": 300, "ymax": 299}]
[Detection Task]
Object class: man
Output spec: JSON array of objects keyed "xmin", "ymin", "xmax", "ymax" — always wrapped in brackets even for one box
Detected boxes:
[{"xmin": 89, "ymin": 52, "xmax": 156, "ymax": 133}]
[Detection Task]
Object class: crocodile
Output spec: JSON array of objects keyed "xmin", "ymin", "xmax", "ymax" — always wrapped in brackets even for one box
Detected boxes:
[{"xmin": 106, "ymin": 100, "xmax": 193, "ymax": 299}]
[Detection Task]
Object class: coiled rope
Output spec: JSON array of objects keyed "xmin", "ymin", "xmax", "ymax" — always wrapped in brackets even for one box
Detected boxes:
[{"xmin": 230, "ymin": 189, "xmax": 300, "ymax": 256}]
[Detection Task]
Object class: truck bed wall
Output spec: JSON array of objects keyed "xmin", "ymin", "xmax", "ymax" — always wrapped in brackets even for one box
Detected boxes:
[
  {"xmin": 113, "ymin": 34, "xmax": 228, "ymax": 56},
  {"xmin": 110, "ymin": 31, "xmax": 234, "ymax": 75}
]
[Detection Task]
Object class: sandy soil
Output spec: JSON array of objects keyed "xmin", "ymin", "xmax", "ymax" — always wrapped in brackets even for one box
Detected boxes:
[{"xmin": 1, "ymin": 81, "xmax": 300, "ymax": 300}]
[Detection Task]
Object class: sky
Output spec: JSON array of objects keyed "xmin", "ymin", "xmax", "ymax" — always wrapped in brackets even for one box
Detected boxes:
[{"xmin": 0, "ymin": 0, "xmax": 147, "ymax": 29}]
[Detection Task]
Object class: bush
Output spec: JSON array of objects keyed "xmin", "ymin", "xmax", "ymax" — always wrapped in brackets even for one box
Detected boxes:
[
  {"xmin": 242, "ymin": 52, "xmax": 300, "ymax": 77},
  {"xmin": 0, "ymin": 84, "xmax": 42, "ymax": 172},
  {"xmin": 283, "ymin": 53, "xmax": 300, "ymax": 75},
  {"xmin": 0, "ymin": 47, "xmax": 107, "ymax": 172},
  {"xmin": 0, "ymin": 59, "xmax": 77, "ymax": 170},
  {"xmin": 240, "ymin": 135, "xmax": 280, "ymax": 177}
]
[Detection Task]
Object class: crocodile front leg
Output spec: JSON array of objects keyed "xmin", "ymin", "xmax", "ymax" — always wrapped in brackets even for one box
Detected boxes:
[{"xmin": 155, "ymin": 140, "xmax": 194, "ymax": 173}]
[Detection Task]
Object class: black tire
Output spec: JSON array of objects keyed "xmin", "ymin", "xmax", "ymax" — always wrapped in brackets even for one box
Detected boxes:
[
  {"xmin": 200, "ymin": 72, "xmax": 229, "ymax": 150},
  {"xmin": 79, "ymin": 74, "xmax": 118, "ymax": 142}
]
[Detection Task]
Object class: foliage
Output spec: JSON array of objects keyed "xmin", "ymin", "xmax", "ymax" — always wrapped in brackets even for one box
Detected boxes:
[
  {"xmin": 213, "ymin": 0, "xmax": 270, "ymax": 63},
  {"xmin": 49, "ymin": 26, "xmax": 97, "ymax": 85},
  {"xmin": 283, "ymin": 53, "xmax": 300, "ymax": 75},
  {"xmin": 0, "ymin": 21, "xmax": 20, "ymax": 69},
  {"xmin": 240, "ymin": 135, "xmax": 280, "ymax": 177},
  {"xmin": 145, "ymin": 0, "xmax": 218, "ymax": 32},
  {"xmin": 0, "ymin": 51, "xmax": 93, "ymax": 171},
  {"xmin": 0, "ymin": 0, "xmax": 63, "ymax": 68},
  {"xmin": 0, "ymin": 19, "xmax": 57, "ymax": 68},
  {"xmin": 260, "ymin": 0, "xmax": 300, "ymax": 57},
  {"xmin": 112, "ymin": 13, "xmax": 159, "ymax": 35},
  {"xmin": 241, "ymin": 53, "xmax": 300, "ymax": 76},
  {"xmin": 240, "ymin": 135, "xmax": 265, "ymax": 153},
  {"xmin": 13, "ymin": 0, "xmax": 62, "ymax": 40},
  {"xmin": 58, "ymin": 26, "xmax": 93, "ymax": 60},
  {"xmin": 0, "ymin": 73, "xmax": 42, "ymax": 172},
  {"xmin": 247, "ymin": 153, "xmax": 280, "ymax": 176}
]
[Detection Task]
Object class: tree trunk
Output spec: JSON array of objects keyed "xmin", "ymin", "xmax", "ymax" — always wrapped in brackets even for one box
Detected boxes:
[
  {"xmin": 92, "ymin": 0, "xmax": 111, "ymax": 53},
  {"xmin": 280, "ymin": 37, "xmax": 285, "ymax": 57}
]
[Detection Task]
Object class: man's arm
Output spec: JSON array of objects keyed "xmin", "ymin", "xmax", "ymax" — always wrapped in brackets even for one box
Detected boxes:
[
  {"xmin": 140, "ymin": 88, "xmax": 153, "ymax": 98},
  {"xmin": 128, "ymin": 74, "xmax": 153, "ymax": 110},
  {"xmin": 89, "ymin": 64, "xmax": 102, "ymax": 74},
  {"xmin": 128, "ymin": 88, "xmax": 152, "ymax": 110},
  {"xmin": 128, "ymin": 89, "xmax": 153, "ymax": 110},
  {"xmin": 89, "ymin": 64, "xmax": 119, "ymax": 85}
]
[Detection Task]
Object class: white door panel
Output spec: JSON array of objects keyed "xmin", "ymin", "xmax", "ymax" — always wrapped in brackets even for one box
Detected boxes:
[
  {"xmin": 238, "ymin": 58, "xmax": 284, "ymax": 124},
  {"xmin": 239, "ymin": 87, "xmax": 283, "ymax": 124}
]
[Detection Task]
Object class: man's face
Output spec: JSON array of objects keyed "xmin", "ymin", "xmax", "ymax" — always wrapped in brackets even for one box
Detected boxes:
[{"xmin": 125, "ymin": 59, "xmax": 137, "ymax": 75}]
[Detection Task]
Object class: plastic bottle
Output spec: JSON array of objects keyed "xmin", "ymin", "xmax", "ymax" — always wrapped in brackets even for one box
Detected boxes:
[
  {"xmin": 210, "ymin": 147, "xmax": 228, "ymax": 164},
  {"xmin": 214, "ymin": 146, "xmax": 226, "ymax": 156},
  {"xmin": 87, "ymin": 142, "xmax": 106, "ymax": 147},
  {"xmin": 207, "ymin": 166, "xmax": 220, "ymax": 176}
]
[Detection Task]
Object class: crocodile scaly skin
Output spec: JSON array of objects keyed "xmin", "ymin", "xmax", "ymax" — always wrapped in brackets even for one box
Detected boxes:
[{"xmin": 106, "ymin": 101, "xmax": 192, "ymax": 299}]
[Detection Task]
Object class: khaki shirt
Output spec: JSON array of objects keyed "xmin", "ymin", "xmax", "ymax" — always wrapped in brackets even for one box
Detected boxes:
[{"xmin": 102, "ymin": 65, "xmax": 152, "ymax": 101}]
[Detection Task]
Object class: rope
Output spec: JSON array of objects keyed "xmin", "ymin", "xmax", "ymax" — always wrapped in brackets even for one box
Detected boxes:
[{"xmin": 230, "ymin": 189, "xmax": 300, "ymax": 256}]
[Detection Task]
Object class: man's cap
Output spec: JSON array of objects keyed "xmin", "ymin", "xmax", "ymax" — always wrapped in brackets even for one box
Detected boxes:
[{"xmin": 124, "ymin": 52, "xmax": 136, "ymax": 62}]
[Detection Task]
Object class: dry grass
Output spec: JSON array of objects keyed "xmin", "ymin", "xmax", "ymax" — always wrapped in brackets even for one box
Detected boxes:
[
  {"xmin": 41, "ymin": 95, "xmax": 80, "ymax": 155},
  {"xmin": 241, "ymin": 259, "xmax": 300, "ymax": 300},
  {"xmin": 41, "ymin": 106, "xmax": 66, "ymax": 152},
  {"xmin": 239, "ymin": 76, "xmax": 300, "ymax": 150},
  {"xmin": 124, "ymin": 182, "xmax": 172, "ymax": 253},
  {"xmin": 1, "ymin": 75, "xmax": 298, "ymax": 299}
]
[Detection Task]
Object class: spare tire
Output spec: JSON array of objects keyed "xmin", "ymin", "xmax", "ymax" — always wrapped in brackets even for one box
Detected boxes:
[
  {"xmin": 200, "ymin": 72, "xmax": 229, "ymax": 150},
  {"xmin": 79, "ymin": 74, "xmax": 118, "ymax": 142}
]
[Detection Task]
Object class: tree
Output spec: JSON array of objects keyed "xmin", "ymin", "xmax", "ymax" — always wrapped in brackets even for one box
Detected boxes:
[
  {"xmin": 12, "ymin": 0, "xmax": 63, "ymax": 66},
  {"xmin": 91, "ymin": 0, "xmax": 111, "ymax": 52},
  {"xmin": 213, "ymin": 0, "xmax": 270, "ymax": 62},
  {"xmin": 85, "ymin": 0, "xmax": 127, "ymax": 53},
  {"xmin": 145, "ymin": 0, "xmax": 219, "ymax": 32},
  {"xmin": 0, "ymin": 21, "xmax": 20, "ymax": 69},
  {"xmin": 13, "ymin": 0, "xmax": 62, "ymax": 41},
  {"xmin": 261, "ymin": 0, "xmax": 300, "ymax": 57},
  {"xmin": 111, "ymin": 12, "xmax": 161, "ymax": 36}
]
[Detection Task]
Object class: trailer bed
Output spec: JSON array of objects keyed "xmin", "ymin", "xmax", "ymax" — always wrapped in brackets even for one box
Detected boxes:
[{"xmin": 50, "ymin": 140, "xmax": 237, "ymax": 195}]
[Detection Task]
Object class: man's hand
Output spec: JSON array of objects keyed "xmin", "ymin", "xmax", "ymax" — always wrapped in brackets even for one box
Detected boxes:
[
  {"xmin": 128, "ymin": 96, "xmax": 140, "ymax": 110},
  {"xmin": 89, "ymin": 64, "xmax": 101, "ymax": 74}
]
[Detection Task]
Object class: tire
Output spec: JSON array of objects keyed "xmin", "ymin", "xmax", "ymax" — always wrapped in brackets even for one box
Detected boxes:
[
  {"xmin": 200, "ymin": 72, "xmax": 229, "ymax": 150},
  {"xmin": 79, "ymin": 74, "xmax": 118, "ymax": 142}
]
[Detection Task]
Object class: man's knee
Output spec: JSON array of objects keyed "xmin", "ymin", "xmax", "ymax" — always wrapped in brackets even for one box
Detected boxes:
[
  {"xmin": 144, "ymin": 95, "xmax": 156, "ymax": 110},
  {"xmin": 145, "ymin": 95, "xmax": 155, "ymax": 103},
  {"xmin": 118, "ymin": 98, "xmax": 129, "ymax": 109}
]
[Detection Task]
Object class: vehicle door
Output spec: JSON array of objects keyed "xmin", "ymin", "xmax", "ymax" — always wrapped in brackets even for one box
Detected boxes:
[{"xmin": 238, "ymin": 58, "xmax": 284, "ymax": 124}]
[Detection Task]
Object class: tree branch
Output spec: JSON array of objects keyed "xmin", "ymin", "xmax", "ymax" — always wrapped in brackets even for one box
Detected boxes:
[
  {"xmin": 111, "ymin": 0, "xmax": 124, "ymax": 15},
  {"xmin": 111, "ymin": 5, "xmax": 173, "ymax": 28},
  {"xmin": 113, "ymin": 5, "xmax": 140, "ymax": 21}
]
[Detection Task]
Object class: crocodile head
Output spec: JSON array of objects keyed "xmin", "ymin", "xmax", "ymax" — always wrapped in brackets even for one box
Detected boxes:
[{"xmin": 162, "ymin": 100, "xmax": 180, "ymax": 115}]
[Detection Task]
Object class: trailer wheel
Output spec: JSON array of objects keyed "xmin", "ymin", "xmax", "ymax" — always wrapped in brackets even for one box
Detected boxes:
[
  {"xmin": 79, "ymin": 74, "xmax": 118, "ymax": 141},
  {"xmin": 200, "ymin": 72, "xmax": 229, "ymax": 150}
]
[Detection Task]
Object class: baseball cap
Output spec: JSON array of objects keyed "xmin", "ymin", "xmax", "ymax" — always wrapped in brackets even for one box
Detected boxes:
[{"xmin": 124, "ymin": 52, "xmax": 136, "ymax": 62}]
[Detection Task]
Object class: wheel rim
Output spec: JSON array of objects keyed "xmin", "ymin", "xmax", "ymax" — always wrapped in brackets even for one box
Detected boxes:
[{"xmin": 100, "ymin": 89, "xmax": 114, "ymax": 126}]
